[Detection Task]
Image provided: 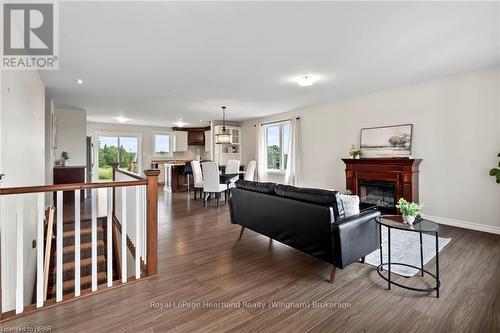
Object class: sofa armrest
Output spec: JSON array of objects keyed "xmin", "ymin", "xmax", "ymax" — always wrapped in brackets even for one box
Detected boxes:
[{"xmin": 331, "ymin": 209, "xmax": 380, "ymax": 268}]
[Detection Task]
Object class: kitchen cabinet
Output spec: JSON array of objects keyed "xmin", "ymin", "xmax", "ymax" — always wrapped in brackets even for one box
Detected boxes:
[
  {"xmin": 173, "ymin": 131, "xmax": 188, "ymax": 152},
  {"xmin": 205, "ymin": 130, "xmax": 212, "ymax": 152},
  {"xmin": 213, "ymin": 125, "xmax": 241, "ymax": 166},
  {"xmin": 188, "ymin": 130, "xmax": 204, "ymax": 146}
]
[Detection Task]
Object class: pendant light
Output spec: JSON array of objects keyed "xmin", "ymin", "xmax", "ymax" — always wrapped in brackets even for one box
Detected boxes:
[{"xmin": 215, "ymin": 106, "xmax": 232, "ymax": 144}]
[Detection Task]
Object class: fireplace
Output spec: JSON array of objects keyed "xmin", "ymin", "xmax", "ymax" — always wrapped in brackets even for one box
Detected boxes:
[
  {"xmin": 342, "ymin": 158, "xmax": 422, "ymax": 214},
  {"xmin": 359, "ymin": 180, "xmax": 397, "ymax": 213}
]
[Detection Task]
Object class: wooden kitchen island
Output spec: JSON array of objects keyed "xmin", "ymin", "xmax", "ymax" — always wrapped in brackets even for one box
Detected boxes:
[{"xmin": 151, "ymin": 160, "xmax": 190, "ymax": 192}]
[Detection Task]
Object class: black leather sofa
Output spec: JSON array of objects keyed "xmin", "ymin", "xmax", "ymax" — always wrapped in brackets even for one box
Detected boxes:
[{"xmin": 228, "ymin": 180, "xmax": 380, "ymax": 282}]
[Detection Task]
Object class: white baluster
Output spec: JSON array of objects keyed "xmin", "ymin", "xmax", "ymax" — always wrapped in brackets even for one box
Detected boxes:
[
  {"xmin": 121, "ymin": 187, "xmax": 127, "ymax": 283},
  {"xmin": 56, "ymin": 191, "xmax": 63, "ymax": 302},
  {"xmin": 107, "ymin": 187, "xmax": 113, "ymax": 287},
  {"xmin": 91, "ymin": 188, "xmax": 97, "ymax": 291},
  {"xmin": 36, "ymin": 193, "xmax": 44, "ymax": 308},
  {"xmin": 74, "ymin": 190, "xmax": 81, "ymax": 297},
  {"xmin": 135, "ymin": 186, "xmax": 140, "ymax": 279},
  {"xmin": 15, "ymin": 196, "xmax": 24, "ymax": 314}
]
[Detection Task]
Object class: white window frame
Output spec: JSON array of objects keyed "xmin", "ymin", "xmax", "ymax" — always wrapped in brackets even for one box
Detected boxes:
[
  {"xmin": 263, "ymin": 121, "xmax": 291, "ymax": 174},
  {"xmin": 153, "ymin": 131, "xmax": 174, "ymax": 157},
  {"xmin": 94, "ymin": 131, "xmax": 143, "ymax": 180}
]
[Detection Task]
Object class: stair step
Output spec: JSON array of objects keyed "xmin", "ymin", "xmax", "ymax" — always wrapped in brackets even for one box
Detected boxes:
[
  {"xmin": 61, "ymin": 227, "xmax": 105, "ymax": 247},
  {"xmin": 48, "ymin": 255, "xmax": 107, "ymax": 282},
  {"xmin": 63, "ymin": 226, "xmax": 104, "ymax": 238},
  {"xmin": 47, "ymin": 272, "xmax": 108, "ymax": 296},
  {"xmin": 62, "ymin": 240, "xmax": 105, "ymax": 255},
  {"xmin": 50, "ymin": 240, "xmax": 106, "ymax": 263},
  {"xmin": 51, "ymin": 255, "xmax": 107, "ymax": 273}
]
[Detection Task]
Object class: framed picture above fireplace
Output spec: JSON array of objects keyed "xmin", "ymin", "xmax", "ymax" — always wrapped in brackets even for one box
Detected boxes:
[{"xmin": 360, "ymin": 124, "xmax": 412, "ymax": 158}]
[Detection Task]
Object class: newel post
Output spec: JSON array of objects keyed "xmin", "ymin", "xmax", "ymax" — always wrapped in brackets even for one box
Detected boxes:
[{"xmin": 144, "ymin": 169, "xmax": 160, "ymax": 276}]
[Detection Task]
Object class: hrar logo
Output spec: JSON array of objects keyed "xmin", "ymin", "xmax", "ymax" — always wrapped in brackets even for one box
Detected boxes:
[{"xmin": 2, "ymin": 2, "xmax": 58, "ymax": 70}]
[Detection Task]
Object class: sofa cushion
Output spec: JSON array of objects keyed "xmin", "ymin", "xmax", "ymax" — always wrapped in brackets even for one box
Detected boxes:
[
  {"xmin": 235, "ymin": 180, "xmax": 277, "ymax": 194},
  {"xmin": 275, "ymin": 184, "xmax": 341, "ymax": 207}
]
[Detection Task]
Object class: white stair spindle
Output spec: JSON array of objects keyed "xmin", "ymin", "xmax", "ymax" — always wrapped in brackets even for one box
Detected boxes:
[
  {"xmin": 135, "ymin": 186, "xmax": 140, "ymax": 279},
  {"xmin": 56, "ymin": 191, "xmax": 63, "ymax": 302},
  {"xmin": 15, "ymin": 196, "xmax": 24, "ymax": 314},
  {"xmin": 107, "ymin": 187, "xmax": 113, "ymax": 287},
  {"xmin": 36, "ymin": 193, "xmax": 44, "ymax": 308},
  {"xmin": 74, "ymin": 190, "xmax": 81, "ymax": 296},
  {"xmin": 121, "ymin": 187, "xmax": 127, "ymax": 283},
  {"xmin": 91, "ymin": 188, "xmax": 97, "ymax": 291}
]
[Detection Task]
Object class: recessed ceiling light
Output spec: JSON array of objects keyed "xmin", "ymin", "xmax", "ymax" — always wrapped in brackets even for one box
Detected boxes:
[
  {"xmin": 199, "ymin": 119, "xmax": 203, "ymax": 122},
  {"xmin": 293, "ymin": 75, "xmax": 318, "ymax": 87},
  {"xmin": 175, "ymin": 121, "xmax": 186, "ymax": 127},
  {"xmin": 75, "ymin": 79, "xmax": 83, "ymax": 85},
  {"xmin": 114, "ymin": 117, "xmax": 129, "ymax": 123}
]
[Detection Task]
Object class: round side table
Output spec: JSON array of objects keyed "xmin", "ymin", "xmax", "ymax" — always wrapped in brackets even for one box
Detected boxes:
[{"xmin": 376, "ymin": 215, "xmax": 441, "ymax": 298}]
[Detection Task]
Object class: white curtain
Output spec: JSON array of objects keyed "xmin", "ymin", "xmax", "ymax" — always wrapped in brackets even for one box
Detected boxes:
[
  {"xmin": 255, "ymin": 124, "xmax": 266, "ymax": 181},
  {"xmin": 284, "ymin": 117, "xmax": 300, "ymax": 186}
]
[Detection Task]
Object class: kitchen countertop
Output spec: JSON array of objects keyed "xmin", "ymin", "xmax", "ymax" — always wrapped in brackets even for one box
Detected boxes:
[{"xmin": 151, "ymin": 159, "xmax": 211, "ymax": 167}]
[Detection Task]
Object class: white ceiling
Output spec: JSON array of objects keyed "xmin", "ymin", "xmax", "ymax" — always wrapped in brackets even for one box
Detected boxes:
[{"xmin": 41, "ymin": 1, "xmax": 500, "ymax": 127}]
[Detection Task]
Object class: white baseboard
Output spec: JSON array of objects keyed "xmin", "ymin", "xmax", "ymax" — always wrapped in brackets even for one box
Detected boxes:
[{"xmin": 421, "ymin": 214, "xmax": 500, "ymax": 235}]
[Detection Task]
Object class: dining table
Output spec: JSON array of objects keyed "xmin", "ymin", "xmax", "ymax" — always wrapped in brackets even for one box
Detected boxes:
[{"xmin": 219, "ymin": 171, "xmax": 245, "ymax": 185}]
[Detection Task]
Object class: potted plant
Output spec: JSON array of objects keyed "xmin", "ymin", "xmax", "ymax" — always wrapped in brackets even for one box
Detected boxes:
[
  {"xmin": 489, "ymin": 152, "xmax": 500, "ymax": 184},
  {"xmin": 349, "ymin": 145, "xmax": 362, "ymax": 159},
  {"xmin": 395, "ymin": 198, "xmax": 422, "ymax": 225},
  {"xmin": 60, "ymin": 151, "xmax": 69, "ymax": 166}
]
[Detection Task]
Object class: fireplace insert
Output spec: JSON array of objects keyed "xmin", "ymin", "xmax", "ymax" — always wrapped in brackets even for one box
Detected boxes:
[{"xmin": 358, "ymin": 180, "xmax": 397, "ymax": 214}]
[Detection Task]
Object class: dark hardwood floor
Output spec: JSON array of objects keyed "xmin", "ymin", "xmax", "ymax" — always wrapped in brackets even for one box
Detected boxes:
[{"xmin": 3, "ymin": 189, "xmax": 500, "ymax": 332}]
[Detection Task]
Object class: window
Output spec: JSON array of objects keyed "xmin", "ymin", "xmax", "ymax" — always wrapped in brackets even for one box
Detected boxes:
[
  {"xmin": 154, "ymin": 132, "xmax": 172, "ymax": 156},
  {"xmin": 97, "ymin": 135, "xmax": 140, "ymax": 180},
  {"xmin": 264, "ymin": 121, "xmax": 291, "ymax": 172}
]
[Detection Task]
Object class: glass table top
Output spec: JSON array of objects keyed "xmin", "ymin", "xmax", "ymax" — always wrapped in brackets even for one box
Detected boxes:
[{"xmin": 378, "ymin": 215, "xmax": 440, "ymax": 233}]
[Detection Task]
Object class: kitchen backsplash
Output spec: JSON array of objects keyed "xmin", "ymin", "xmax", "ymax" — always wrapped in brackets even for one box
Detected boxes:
[{"xmin": 172, "ymin": 145, "xmax": 210, "ymax": 160}]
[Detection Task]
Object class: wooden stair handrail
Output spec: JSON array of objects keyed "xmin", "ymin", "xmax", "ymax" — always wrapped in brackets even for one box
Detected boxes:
[
  {"xmin": 43, "ymin": 206, "xmax": 55, "ymax": 301},
  {"xmin": 114, "ymin": 168, "xmax": 146, "ymax": 181},
  {"xmin": 0, "ymin": 180, "xmax": 147, "ymax": 196}
]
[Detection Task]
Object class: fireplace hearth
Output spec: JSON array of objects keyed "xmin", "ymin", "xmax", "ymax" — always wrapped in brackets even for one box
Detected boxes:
[{"xmin": 342, "ymin": 158, "xmax": 422, "ymax": 214}]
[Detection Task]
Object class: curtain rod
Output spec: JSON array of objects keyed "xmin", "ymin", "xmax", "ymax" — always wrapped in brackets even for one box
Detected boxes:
[{"xmin": 254, "ymin": 117, "xmax": 300, "ymax": 127}]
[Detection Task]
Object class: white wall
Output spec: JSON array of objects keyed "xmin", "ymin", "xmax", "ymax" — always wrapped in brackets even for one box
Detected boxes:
[
  {"xmin": 242, "ymin": 68, "xmax": 500, "ymax": 234},
  {"xmin": 87, "ymin": 122, "xmax": 210, "ymax": 180},
  {"xmin": 45, "ymin": 96, "xmax": 55, "ymax": 185},
  {"xmin": 1, "ymin": 68, "xmax": 46, "ymax": 311},
  {"xmin": 54, "ymin": 108, "xmax": 87, "ymax": 167}
]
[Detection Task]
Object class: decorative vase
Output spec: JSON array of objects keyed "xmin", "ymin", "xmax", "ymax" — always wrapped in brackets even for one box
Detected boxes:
[
  {"xmin": 402, "ymin": 214, "xmax": 415, "ymax": 225},
  {"xmin": 61, "ymin": 159, "xmax": 66, "ymax": 167},
  {"xmin": 354, "ymin": 155, "xmax": 361, "ymax": 159}
]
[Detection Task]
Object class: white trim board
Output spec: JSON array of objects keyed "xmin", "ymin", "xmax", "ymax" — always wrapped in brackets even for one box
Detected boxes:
[{"xmin": 421, "ymin": 214, "xmax": 500, "ymax": 235}]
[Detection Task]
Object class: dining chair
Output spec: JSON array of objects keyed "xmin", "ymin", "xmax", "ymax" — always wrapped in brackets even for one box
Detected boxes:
[
  {"xmin": 201, "ymin": 162, "xmax": 228, "ymax": 207},
  {"xmin": 190, "ymin": 160, "xmax": 204, "ymax": 200},
  {"xmin": 244, "ymin": 160, "xmax": 256, "ymax": 181},
  {"xmin": 226, "ymin": 159, "xmax": 241, "ymax": 188}
]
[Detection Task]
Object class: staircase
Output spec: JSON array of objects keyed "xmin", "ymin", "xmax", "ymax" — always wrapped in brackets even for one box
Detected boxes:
[
  {"xmin": 46, "ymin": 216, "xmax": 115, "ymax": 298},
  {"xmin": 0, "ymin": 167, "xmax": 159, "ymax": 322}
]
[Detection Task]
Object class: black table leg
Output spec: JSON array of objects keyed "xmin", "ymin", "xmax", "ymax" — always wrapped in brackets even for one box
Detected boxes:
[
  {"xmin": 379, "ymin": 223, "xmax": 383, "ymax": 271},
  {"xmin": 436, "ymin": 231, "xmax": 440, "ymax": 298},
  {"xmin": 388, "ymin": 227, "xmax": 391, "ymax": 290},
  {"xmin": 419, "ymin": 230, "xmax": 424, "ymax": 277}
]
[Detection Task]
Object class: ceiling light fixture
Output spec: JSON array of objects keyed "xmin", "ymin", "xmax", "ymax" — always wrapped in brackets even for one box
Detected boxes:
[
  {"xmin": 115, "ymin": 116, "xmax": 129, "ymax": 123},
  {"xmin": 76, "ymin": 79, "xmax": 84, "ymax": 85},
  {"xmin": 294, "ymin": 75, "xmax": 317, "ymax": 87},
  {"xmin": 215, "ymin": 106, "xmax": 232, "ymax": 144},
  {"xmin": 175, "ymin": 121, "xmax": 186, "ymax": 127}
]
